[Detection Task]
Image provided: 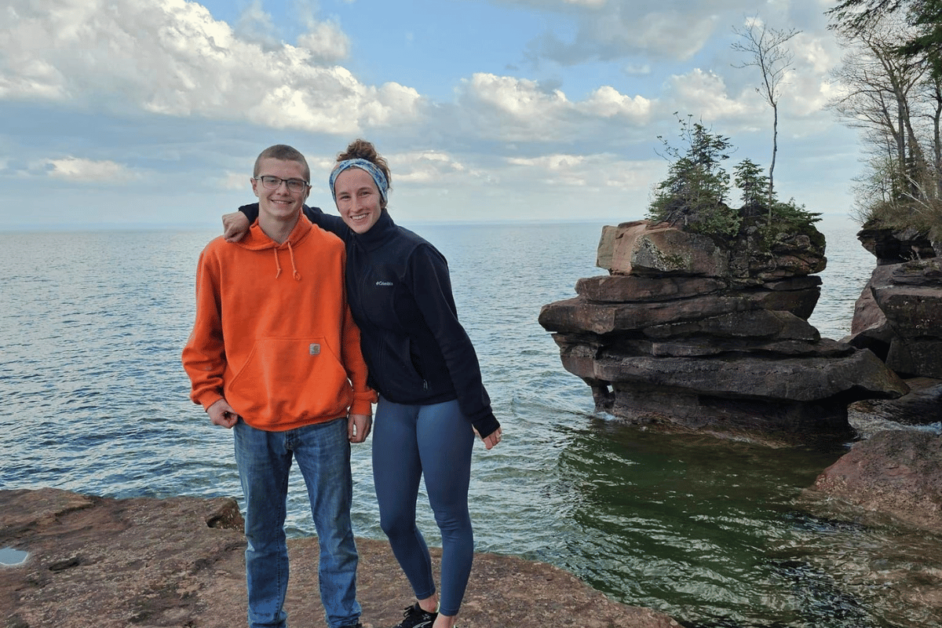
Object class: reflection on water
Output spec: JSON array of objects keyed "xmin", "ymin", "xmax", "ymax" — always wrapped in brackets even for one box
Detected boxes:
[
  {"xmin": 548, "ymin": 423, "xmax": 886, "ymax": 627},
  {"xmin": 1, "ymin": 217, "xmax": 939, "ymax": 627}
]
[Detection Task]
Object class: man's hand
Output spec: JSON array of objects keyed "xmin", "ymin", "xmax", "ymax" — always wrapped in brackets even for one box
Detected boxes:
[
  {"xmin": 348, "ymin": 413, "xmax": 372, "ymax": 443},
  {"xmin": 223, "ymin": 211, "xmax": 251, "ymax": 242},
  {"xmin": 207, "ymin": 398, "xmax": 239, "ymax": 429}
]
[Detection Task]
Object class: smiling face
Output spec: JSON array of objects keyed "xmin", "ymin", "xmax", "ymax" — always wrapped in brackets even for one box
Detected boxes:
[
  {"xmin": 333, "ymin": 167, "xmax": 384, "ymax": 235},
  {"xmin": 252, "ymin": 158, "xmax": 310, "ymax": 224}
]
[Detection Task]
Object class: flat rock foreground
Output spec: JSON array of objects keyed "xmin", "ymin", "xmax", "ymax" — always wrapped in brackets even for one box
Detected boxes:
[{"xmin": 0, "ymin": 488, "xmax": 679, "ymax": 628}]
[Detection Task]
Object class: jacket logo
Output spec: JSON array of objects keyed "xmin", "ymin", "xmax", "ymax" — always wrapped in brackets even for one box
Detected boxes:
[
  {"xmin": 375, "ymin": 281, "xmax": 394, "ymax": 286},
  {"xmin": 309, "ymin": 343, "xmax": 320, "ymax": 355}
]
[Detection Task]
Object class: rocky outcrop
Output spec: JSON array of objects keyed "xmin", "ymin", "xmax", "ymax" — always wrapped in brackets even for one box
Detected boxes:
[
  {"xmin": 849, "ymin": 377, "xmax": 942, "ymax": 432},
  {"xmin": 807, "ymin": 430, "xmax": 942, "ymax": 532},
  {"xmin": 540, "ymin": 220, "xmax": 908, "ymax": 446},
  {"xmin": 797, "ymin": 427, "xmax": 942, "ymax": 622},
  {"xmin": 0, "ymin": 489, "xmax": 678, "ymax": 628},
  {"xmin": 856, "ymin": 223, "xmax": 937, "ymax": 264},
  {"xmin": 847, "ymin": 247, "xmax": 942, "ymax": 379}
]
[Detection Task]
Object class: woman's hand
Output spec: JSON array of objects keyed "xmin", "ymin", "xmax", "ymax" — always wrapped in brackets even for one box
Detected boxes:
[
  {"xmin": 223, "ymin": 211, "xmax": 251, "ymax": 242},
  {"xmin": 476, "ymin": 426, "xmax": 503, "ymax": 450}
]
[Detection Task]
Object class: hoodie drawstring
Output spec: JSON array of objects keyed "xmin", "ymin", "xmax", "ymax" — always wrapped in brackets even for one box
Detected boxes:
[
  {"xmin": 286, "ymin": 241, "xmax": 301, "ymax": 281},
  {"xmin": 272, "ymin": 243, "xmax": 301, "ymax": 280}
]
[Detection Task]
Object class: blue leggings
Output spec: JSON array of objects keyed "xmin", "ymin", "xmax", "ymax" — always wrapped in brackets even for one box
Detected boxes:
[{"xmin": 372, "ymin": 397, "xmax": 475, "ymax": 616}]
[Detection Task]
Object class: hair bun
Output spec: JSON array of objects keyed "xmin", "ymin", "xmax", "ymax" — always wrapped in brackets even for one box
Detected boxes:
[{"xmin": 336, "ymin": 139, "xmax": 392, "ymax": 190}]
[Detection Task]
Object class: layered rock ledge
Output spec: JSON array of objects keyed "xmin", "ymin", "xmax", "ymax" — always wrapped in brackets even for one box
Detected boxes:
[
  {"xmin": 847, "ymin": 225, "xmax": 942, "ymax": 379},
  {"xmin": 539, "ymin": 220, "xmax": 908, "ymax": 446},
  {"xmin": 0, "ymin": 488, "xmax": 678, "ymax": 628}
]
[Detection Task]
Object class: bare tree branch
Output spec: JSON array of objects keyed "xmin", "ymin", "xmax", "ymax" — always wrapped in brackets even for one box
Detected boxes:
[{"xmin": 731, "ymin": 16, "xmax": 800, "ymax": 216}]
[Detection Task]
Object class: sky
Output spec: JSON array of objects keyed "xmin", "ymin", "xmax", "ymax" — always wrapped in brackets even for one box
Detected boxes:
[{"xmin": 0, "ymin": 0, "xmax": 861, "ymax": 230}]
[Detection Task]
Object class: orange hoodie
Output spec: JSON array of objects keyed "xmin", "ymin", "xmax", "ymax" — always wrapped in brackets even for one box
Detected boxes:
[{"xmin": 182, "ymin": 215, "xmax": 376, "ymax": 431}]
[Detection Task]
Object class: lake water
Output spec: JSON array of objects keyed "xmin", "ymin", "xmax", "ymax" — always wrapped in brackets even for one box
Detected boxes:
[{"xmin": 1, "ymin": 215, "xmax": 938, "ymax": 627}]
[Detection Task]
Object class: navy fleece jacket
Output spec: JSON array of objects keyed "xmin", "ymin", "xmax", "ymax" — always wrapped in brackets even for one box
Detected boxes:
[{"xmin": 239, "ymin": 203, "xmax": 500, "ymax": 438}]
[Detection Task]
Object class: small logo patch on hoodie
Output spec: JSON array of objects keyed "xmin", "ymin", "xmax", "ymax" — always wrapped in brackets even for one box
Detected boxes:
[
  {"xmin": 309, "ymin": 344, "xmax": 320, "ymax": 355},
  {"xmin": 375, "ymin": 281, "xmax": 394, "ymax": 286}
]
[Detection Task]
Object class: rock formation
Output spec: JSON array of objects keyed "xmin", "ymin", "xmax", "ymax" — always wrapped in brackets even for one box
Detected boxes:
[
  {"xmin": 0, "ymin": 488, "xmax": 678, "ymax": 628},
  {"xmin": 800, "ymin": 223, "xmax": 942, "ymax": 547},
  {"xmin": 848, "ymin": 224, "xmax": 942, "ymax": 379},
  {"xmin": 539, "ymin": 220, "xmax": 908, "ymax": 446},
  {"xmin": 856, "ymin": 222, "xmax": 939, "ymax": 264},
  {"xmin": 798, "ymin": 430, "xmax": 942, "ymax": 621},
  {"xmin": 806, "ymin": 430, "xmax": 942, "ymax": 532},
  {"xmin": 849, "ymin": 377, "xmax": 942, "ymax": 433}
]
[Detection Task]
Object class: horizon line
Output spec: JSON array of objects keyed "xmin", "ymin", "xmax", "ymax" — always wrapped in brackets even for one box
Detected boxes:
[{"xmin": 0, "ymin": 212, "xmax": 858, "ymax": 234}]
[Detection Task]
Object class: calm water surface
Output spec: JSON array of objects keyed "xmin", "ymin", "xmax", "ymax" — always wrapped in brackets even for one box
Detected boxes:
[{"xmin": 1, "ymin": 215, "xmax": 938, "ymax": 627}]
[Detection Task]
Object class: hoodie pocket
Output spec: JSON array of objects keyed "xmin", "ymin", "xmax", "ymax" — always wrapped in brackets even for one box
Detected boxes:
[{"xmin": 226, "ymin": 337, "xmax": 351, "ymax": 426}]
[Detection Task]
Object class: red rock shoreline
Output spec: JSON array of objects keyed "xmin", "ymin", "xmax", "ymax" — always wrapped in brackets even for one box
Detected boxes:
[{"xmin": 0, "ymin": 488, "xmax": 678, "ymax": 628}]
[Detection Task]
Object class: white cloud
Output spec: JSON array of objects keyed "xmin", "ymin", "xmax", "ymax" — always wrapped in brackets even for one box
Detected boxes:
[
  {"xmin": 622, "ymin": 10, "xmax": 716, "ymax": 60},
  {"xmin": 466, "ymin": 74, "xmax": 570, "ymax": 116},
  {"xmin": 0, "ymin": 0, "xmax": 420, "ymax": 134},
  {"xmin": 726, "ymin": 26, "xmax": 845, "ymax": 123},
  {"xmin": 796, "ymin": 32, "xmax": 840, "ymax": 76},
  {"xmin": 505, "ymin": 153, "xmax": 660, "ymax": 191},
  {"xmin": 507, "ymin": 154, "xmax": 592, "ymax": 186},
  {"xmin": 45, "ymin": 157, "xmax": 135, "ymax": 182},
  {"xmin": 394, "ymin": 151, "xmax": 471, "ymax": 183},
  {"xmin": 522, "ymin": 1, "xmax": 720, "ymax": 64},
  {"xmin": 222, "ymin": 171, "xmax": 251, "ymax": 190},
  {"xmin": 234, "ymin": 0, "xmax": 278, "ymax": 47},
  {"xmin": 624, "ymin": 63, "xmax": 652, "ymax": 76},
  {"xmin": 584, "ymin": 86, "xmax": 652, "ymax": 118},
  {"xmin": 386, "ymin": 148, "xmax": 666, "ymax": 223},
  {"xmin": 297, "ymin": 20, "xmax": 350, "ymax": 62},
  {"xmin": 664, "ymin": 69, "xmax": 758, "ymax": 125},
  {"xmin": 395, "ymin": 149, "xmax": 662, "ymax": 199},
  {"xmin": 457, "ymin": 73, "xmax": 651, "ymax": 141}
]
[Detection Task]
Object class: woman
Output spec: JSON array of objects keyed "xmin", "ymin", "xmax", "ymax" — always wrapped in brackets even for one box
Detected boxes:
[{"xmin": 224, "ymin": 139, "xmax": 502, "ymax": 628}]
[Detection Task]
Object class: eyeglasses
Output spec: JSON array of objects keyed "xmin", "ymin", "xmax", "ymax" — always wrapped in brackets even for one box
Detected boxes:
[{"xmin": 255, "ymin": 175, "xmax": 310, "ymax": 193}]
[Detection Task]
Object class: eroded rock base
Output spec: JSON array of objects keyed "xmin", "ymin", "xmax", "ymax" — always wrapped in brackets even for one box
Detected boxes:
[{"xmin": 596, "ymin": 386, "xmax": 854, "ymax": 447}]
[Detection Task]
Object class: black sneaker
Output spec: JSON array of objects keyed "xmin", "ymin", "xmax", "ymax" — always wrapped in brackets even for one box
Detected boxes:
[
  {"xmin": 393, "ymin": 602, "xmax": 438, "ymax": 628},
  {"xmin": 340, "ymin": 623, "xmax": 363, "ymax": 628}
]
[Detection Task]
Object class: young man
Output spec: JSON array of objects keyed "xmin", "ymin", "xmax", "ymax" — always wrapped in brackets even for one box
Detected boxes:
[{"xmin": 182, "ymin": 144, "xmax": 375, "ymax": 628}]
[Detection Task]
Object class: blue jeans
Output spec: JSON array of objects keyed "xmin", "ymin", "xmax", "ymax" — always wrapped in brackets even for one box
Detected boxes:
[
  {"xmin": 372, "ymin": 397, "xmax": 475, "ymax": 616},
  {"xmin": 233, "ymin": 417, "xmax": 360, "ymax": 628}
]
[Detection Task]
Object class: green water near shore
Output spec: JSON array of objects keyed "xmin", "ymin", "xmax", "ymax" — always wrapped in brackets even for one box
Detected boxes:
[{"xmin": 498, "ymin": 419, "xmax": 942, "ymax": 628}]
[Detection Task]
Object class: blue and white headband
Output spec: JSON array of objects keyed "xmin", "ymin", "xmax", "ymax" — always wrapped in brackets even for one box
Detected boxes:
[{"xmin": 329, "ymin": 158, "xmax": 389, "ymax": 205}]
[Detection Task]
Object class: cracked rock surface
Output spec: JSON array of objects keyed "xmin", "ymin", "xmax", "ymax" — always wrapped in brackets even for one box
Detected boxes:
[{"xmin": 0, "ymin": 488, "xmax": 678, "ymax": 628}]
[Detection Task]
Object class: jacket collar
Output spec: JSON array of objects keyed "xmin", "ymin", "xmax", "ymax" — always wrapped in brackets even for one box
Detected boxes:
[{"xmin": 353, "ymin": 209, "xmax": 398, "ymax": 252}]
